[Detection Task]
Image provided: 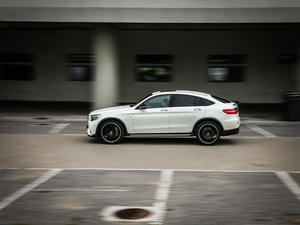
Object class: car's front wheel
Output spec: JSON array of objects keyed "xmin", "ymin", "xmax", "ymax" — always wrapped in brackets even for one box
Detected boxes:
[
  {"xmin": 99, "ymin": 120, "xmax": 124, "ymax": 144},
  {"xmin": 196, "ymin": 122, "xmax": 220, "ymax": 145}
]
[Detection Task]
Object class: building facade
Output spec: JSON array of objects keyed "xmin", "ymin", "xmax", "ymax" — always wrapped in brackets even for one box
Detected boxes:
[{"xmin": 1, "ymin": 0, "xmax": 300, "ymax": 109}]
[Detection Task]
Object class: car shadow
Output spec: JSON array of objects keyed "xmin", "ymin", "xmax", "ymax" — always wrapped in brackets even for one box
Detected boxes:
[
  {"xmin": 86, "ymin": 136, "xmax": 237, "ymax": 146},
  {"xmin": 122, "ymin": 137, "xmax": 198, "ymax": 145}
]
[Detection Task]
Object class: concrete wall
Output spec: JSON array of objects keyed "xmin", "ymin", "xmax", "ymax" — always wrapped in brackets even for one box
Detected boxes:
[
  {"xmin": 1, "ymin": 0, "xmax": 300, "ymax": 23},
  {"xmin": 0, "ymin": 27, "xmax": 298, "ymax": 104},
  {"xmin": 119, "ymin": 29, "xmax": 297, "ymax": 103},
  {"xmin": 0, "ymin": 29, "xmax": 93, "ymax": 102}
]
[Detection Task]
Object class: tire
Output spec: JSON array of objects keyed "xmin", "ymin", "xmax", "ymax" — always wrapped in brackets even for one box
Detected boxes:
[
  {"xmin": 196, "ymin": 122, "xmax": 220, "ymax": 145},
  {"xmin": 99, "ymin": 120, "xmax": 124, "ymax": 144}
]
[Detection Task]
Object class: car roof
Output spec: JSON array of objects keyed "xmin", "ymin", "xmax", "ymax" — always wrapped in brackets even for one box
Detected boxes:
[{"xmin": 152, "ymin": 90, "xmax": 209, "ymax": 97}]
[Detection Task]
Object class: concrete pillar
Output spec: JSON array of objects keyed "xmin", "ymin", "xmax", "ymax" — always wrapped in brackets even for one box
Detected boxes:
[
  {"xmin": 296, "ymin": 38, "xmax": 300, "ymax": 92},
  {"xmin": 296, "ymin": 62, "xmax": 300, "ymax": 92},
  {"xmin": 92, "ymin": 27, "xmax": 119, "ymax": 110}
]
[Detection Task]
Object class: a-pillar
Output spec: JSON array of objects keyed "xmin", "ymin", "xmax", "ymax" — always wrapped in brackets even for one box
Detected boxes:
[{"xmin": 92, "ymin": 27, "xmax": 119, "ymax": 110}]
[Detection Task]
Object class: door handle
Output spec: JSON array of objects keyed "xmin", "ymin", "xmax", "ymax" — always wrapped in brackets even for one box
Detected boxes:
[
  {"xmin": 194, "ymin": 108, "xmax": 201, "ymax": 111},
  {"xmin": 161, "ymin": 109, "xmax": 168, "ymax": 112}
]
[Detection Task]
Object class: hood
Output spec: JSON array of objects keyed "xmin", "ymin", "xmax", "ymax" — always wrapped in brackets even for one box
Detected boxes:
[{"xmin": 89, "ymin": 105, "xmax": 131, "ymax": 115}]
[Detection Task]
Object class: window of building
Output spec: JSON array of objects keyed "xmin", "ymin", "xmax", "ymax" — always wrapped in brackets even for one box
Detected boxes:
[
  {"xmin": 135, "ymin": 55, "xmax": 173, "ymax": 82},
  {"xmin": 0, "ymin": 53, "xmax": 35, "ymax": 81},
  {"xmin": 67, "ymin": 54, "xmax": 94, "ymax": 81},
  {"xmin": 276, "ymin": 55, "xmax": 298, "ymax": 64},
  {"xmin": 207, "ymin": 55, "xmax": 246, "ymax": 82}
]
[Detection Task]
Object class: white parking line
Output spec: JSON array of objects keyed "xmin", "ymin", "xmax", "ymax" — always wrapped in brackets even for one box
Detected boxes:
[
  {"xmin": 247, "ymin": 125, "xmax": 277, "ymax": 138},
  {"xmin": 47, "ymin": 123, "xmax": 70, "ymax": 134},
  {"xmin": 154, "ymin": 170, "xmax": 173, "ymax": 202},
  {"xmin": 151, "ymin": 170, "xmax": 174, "ymax": 225},
  {"xmin": 276, "ymin": 171, "xmax": 300, "ymax": 202},
  {"xmin": 0, "ymin": 169, "xmax": 62, "ymax": 211}
]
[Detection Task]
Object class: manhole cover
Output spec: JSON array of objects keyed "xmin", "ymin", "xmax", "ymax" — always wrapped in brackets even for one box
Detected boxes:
[{"xmin": 115, "ymin": 208, "xmax": 151, "ymax": 220}]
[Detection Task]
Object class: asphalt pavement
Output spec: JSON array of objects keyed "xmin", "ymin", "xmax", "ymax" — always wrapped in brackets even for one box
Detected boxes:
[
  {"xmin": 1, "ymin": 101, "xmax": 300, "ymax": 225},
  {"xmin": 1, "ymin": 169, "xmax": 300, "ymax": 225}
]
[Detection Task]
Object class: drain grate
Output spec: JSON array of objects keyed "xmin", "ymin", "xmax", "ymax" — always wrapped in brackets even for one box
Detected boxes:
[{"xmin": 115, "ymin": 208, "xmax": 151, "ymax": 220}]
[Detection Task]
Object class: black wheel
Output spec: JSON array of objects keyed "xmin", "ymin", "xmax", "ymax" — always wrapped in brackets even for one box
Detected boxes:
[
  {"xmin": 99, "ymin": 120, "xmax": 124, "ymax": 144},
  {"xmin": 196, "ymin": 122, "xmax": 220, "ymax": 145}
]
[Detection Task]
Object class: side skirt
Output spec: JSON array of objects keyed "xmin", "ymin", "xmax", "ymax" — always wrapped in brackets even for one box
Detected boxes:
[{"xmin": 127, "ymin": 133, "xmax": 193, "ymax": 137}]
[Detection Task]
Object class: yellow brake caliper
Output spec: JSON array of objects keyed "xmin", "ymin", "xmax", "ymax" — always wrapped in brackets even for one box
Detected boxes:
[{"xmin": 115, "ymin": 127, "xmax": 119, "ymax": 137}]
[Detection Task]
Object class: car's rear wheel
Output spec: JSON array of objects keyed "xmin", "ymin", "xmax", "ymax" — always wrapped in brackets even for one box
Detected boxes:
[
  {"xmin": 196, "ymin": 122, "xmax": 220, "ymax": 145},
  {"xmin": 99, "ymin": 120, "xmax": 124, "ymax": 144}
]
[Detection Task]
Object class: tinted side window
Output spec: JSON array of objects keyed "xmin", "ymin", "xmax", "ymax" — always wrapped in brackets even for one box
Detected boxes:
[
  {"xmin": 202, "ymin": 98, "xmax": 215, "ymax": 106},
  {"xmin": 172, "ymin": 95, "xmax": 194, "ymax": 107},
  {"xmin": 173, "ymin": 95, "xmax": 208, "ymax": 107},
  {"xmin": 142, "ymin": 95, "xmax": 171, "ymax": 109},
  {"xmin": 194, "ymin": 97, "xmax": 204, "ymax": 106},
  {"xmin": 172, "ymin": 94, "xmax": 215, "ymax": 107}
]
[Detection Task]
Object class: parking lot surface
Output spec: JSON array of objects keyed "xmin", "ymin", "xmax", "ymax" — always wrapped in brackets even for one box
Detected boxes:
[
  {"xmin": 1, "ymin": 169, "xmax": 300, "ymax": 225},
  {"xmin": 0, "ymin": 121, "xmax": 300, "ymax": 224}
]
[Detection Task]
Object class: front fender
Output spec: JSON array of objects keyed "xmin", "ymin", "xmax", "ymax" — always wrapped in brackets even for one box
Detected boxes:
[{"xmin": 96, "ymin": 118, "xmax": 129, "ymax": 138}]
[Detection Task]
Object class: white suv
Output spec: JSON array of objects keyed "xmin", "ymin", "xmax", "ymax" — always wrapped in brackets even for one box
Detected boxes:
[{"xmin": 87, "ymin": 90, "xmax": 240, "ymax": 145}]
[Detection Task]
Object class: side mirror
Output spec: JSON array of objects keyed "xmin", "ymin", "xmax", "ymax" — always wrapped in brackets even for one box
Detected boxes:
[{"xmin": 138, "ymin": 104, "xmax": 147, "ymax": 110}]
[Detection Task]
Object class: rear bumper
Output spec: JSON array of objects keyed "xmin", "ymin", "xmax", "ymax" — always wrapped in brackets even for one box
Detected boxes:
[{"xmin": 222, "ymin": 127, "xmax": 240, "ymax": 136}]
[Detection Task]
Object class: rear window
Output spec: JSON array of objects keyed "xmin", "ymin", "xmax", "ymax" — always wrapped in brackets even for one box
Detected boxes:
[{"xmin": 211, "ymin": 95, "xmax": 231, "ymax": 103}]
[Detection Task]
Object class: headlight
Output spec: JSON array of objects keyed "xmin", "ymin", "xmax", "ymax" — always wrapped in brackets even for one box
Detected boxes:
[{"xmin": 91, "ymin": 114, "xmax": 101, "ymax": 121}]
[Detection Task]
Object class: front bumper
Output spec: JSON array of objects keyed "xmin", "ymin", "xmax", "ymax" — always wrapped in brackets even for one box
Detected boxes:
[{"xmin": 86, "ymin": 125, "xmax": 96, "ymax": 138}]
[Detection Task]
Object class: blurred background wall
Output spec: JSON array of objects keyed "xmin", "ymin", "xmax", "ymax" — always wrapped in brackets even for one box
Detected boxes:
[{"xmin": 0, "ymin": 0, "xmax": 300, "ymax": 109}]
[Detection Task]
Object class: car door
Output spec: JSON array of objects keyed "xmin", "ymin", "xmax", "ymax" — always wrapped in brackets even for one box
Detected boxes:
[
  {"xmin": 133, "ymin": 94, "xmax": 171, "ymax": 133},
  {"xmin": 170, "ymin": 94, "xmax": 206, "ymax": 133}
]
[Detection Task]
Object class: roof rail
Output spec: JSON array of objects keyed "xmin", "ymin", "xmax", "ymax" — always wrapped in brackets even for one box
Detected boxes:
[{"xmin": 159, "ymin": 90, "xmax": 176, "ymax": 92}]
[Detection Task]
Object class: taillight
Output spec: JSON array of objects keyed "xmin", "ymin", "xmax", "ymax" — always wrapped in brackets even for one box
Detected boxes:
[{"xmin": 222, "ymin": 108, "xmax": 238, "ymax": 114}]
